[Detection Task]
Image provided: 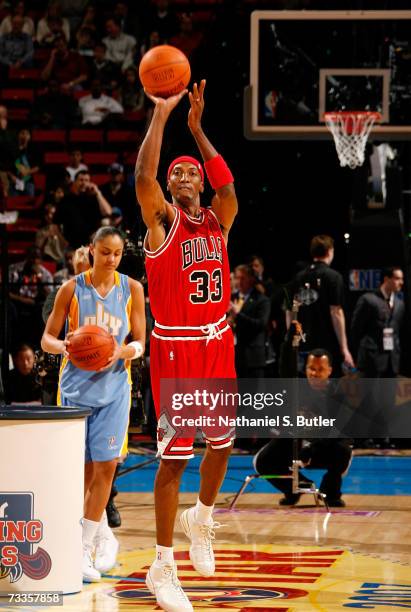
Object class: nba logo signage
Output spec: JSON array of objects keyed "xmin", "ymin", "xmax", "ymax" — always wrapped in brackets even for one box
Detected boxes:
[
  {"xmin": 0, "ymin": 492, "xmax": 51, "ymax": 583},
  {"xmin": 349, "ymin": 269, "xmax": 381, "ymax": 291}
]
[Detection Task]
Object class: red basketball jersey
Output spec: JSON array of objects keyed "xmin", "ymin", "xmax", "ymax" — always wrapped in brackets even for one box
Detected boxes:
[{"xmin": 144, "ymin": 206, "xmax": 231, "ymax": 327}]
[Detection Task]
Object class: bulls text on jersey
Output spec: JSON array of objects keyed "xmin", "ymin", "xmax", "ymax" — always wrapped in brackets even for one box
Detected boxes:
[{"xmin": 181, "ymin": 236, "xmax": 223, "ymax": 271}]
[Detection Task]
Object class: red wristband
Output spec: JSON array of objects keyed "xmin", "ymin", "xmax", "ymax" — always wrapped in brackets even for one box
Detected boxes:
[{"xmin": 204, "ymin": 154, "xmax": 234, "ymax": 190}]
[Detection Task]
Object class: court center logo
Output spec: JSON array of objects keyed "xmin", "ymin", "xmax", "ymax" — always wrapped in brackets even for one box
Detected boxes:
[{"xmin": 0, "ymin": 493, "xmax": 52, "ymax": 583}]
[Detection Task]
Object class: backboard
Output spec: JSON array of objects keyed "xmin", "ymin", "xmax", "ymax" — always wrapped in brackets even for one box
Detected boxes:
[{"xmin": 245, "ymin": 10, "xmax": 411, "ymax": 140}]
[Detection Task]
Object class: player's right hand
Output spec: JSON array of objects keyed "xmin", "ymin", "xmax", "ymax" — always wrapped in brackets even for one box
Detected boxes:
[
  {"xmin": 144, "ymin": 88, "xmax": 188, "ymax": 116},
  {"xmin": 62, "ymin": 333, "xmax": 72, "ymax": 359}
]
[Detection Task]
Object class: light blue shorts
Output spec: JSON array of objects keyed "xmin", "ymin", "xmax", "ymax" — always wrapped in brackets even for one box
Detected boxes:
[{"xmin": 60, "ymin": 392, "xmax": 131, "ymax": 463}]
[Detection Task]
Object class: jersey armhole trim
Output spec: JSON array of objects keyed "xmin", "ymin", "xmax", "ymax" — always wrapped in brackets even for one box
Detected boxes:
[{"xmin": 144, "ymin": 207, "xmax": 180, "ymax": 259}]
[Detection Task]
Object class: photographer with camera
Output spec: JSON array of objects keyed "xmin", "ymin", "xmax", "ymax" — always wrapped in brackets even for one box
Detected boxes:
[
  {"xmin": 55, "ymin": 170, "xmax": 112, "ymax": 249},
  {"xmin": 9, "ymin": 246, "xmax": 53, "ymax": 347}
]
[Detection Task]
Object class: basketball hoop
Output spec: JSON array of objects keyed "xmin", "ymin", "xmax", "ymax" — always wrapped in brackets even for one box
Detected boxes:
[{"xmin": 324, "ymin": 111, "xmax": 381, "ymax": 169}]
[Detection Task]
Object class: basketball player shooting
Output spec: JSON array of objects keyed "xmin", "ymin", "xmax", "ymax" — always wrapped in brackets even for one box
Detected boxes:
[{"xmin": 135, "ymin": 80, "xmax": 238, "ymax": 611}]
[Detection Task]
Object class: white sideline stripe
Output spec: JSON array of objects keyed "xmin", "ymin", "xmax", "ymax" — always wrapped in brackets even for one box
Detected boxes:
[{"xmin": 152, "ymin": 325, "xmax": 230, "ymax": 341}]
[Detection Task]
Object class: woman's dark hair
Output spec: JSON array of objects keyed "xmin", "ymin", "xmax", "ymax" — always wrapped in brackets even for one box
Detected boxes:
[{"xmin": 92, "ymin": 226, "xmax": 125, "ymax": 245}]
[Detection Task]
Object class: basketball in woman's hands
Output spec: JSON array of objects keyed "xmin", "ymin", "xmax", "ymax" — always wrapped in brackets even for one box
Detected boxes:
[{"xmin": 68, "ymin": 325, "xmax": 114, "ymax": 371}]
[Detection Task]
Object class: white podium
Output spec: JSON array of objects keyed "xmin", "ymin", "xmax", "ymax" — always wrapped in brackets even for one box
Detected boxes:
[{"xmin": 0, "ymin": 405, "xmax": 91, "ymax": 595}]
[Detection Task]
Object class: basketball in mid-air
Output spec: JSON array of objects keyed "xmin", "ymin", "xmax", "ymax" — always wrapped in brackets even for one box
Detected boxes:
[
  {"xmin": 68, "ymin": 325, "xmax": 114, "ymax": 371},
  {"xmin": 139, "ymin": 45, "xmax": 191, "ymax": 98}
]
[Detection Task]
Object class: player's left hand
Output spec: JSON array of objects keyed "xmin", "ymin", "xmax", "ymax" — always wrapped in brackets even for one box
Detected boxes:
[
  {"xmin": 188, "ymin": 80, "xmax": 205, "ymax": 132},
  {"xmin": 97, "ymin": 337, "xmax": 122, "ymax": 371}
]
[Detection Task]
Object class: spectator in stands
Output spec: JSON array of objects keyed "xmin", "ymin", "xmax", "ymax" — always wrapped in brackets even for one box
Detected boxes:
[
  {"xmin": 9, "ymin": 246, "xmax": 53, "ymax": 346},
  {"xmin": 41, "ymin": 33, "xmax": 88, "ymax": 92},
  {"xmin": 88, "ymin": 42, "xmax": 121, "ymax": 93},
  {"xmin": 114, "ymin": 1, "xmax": 141, "ymax": 37},
  {"xmin": 103, "ymin": 17, "xmax": 136, "ymax": 71},
  {"xmin": 75, "ymin": 25, "xmax": 95, "ymax": 57},
  {"xmin": 101, "ymin": 162, "xmax": 136, "ymax": 233},
  {"xmin": 169, "ymin": 11, "xmax": 203, "ymax": 58},
  {"xmin": 36, "ymin": 1, "xmax": 70, "ymax": 46},
  {"xmin": 146, "ymin": 0, "xmax": 178, "ymax": 41},
  {"xmin": 0, "ymin": 1, "xmax": 34, "ymax": 37},
  {"xmin": 59, "ymin": 0, "xmax": 89, "ymax": 32},
  {"xmin": 0, "ymin": 14, "xmax": 34, "ymax": 72},
  {"xmin": 139, "ymin": 29, "xmax": 161, "ymax": 60},
  {"xmin": 43, "ymin": 184, "xmax": 66, "ymax": 210},
  {"xmin": 55, "ymin": 170, "xmax": 112, "ymax": 248},
  {"xmin": 8, "ymin": 127, "xmax": 40, "ymax": 197},
  {"xmin": 0, "ymin": 104, "xmax": 15, "ymax": 195},
  {"xmin": 31, "ymin": 78, "xmax": 79, "ymax": 128},
  {"xmin": 228, "ymin": 264, "xmax": 271, "ymax": 378},
  {"xmin": 42, "ymin": 245, "xmax": 90, "ymax": 323},
  {"xmin": 118, "ymin": 67, "xmax": 144, "ymax": 112},
  {"xmin": 53, "ymin": 247, "xmax": 75, "ymax": 285},
  {"xmin": 78, "ymin": 3, "xmax": 98, "ymax": 35},
  {"xmin": 249, "ymin": 254, "xmax": 273, "ymax": 297},
  {"xmin": 79, "ymin": 78, "xmax": 124, "ymax": 126},
  {"xmin": 65, "ymin": 148, "xmax": 88, "ymax": 181},
  {"xmin": 109, "ymin": 206, "xmax": 123, "ymax": 230},
  {"xmin": 35, "ymin": 203, "xmax": 68, "ymax": 264},
  {"xmin": 6, "ymin": 343, "xmax": 42, "ymax": 404}
]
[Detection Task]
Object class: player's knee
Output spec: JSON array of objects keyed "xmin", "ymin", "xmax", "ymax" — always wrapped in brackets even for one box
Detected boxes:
[
  {"xmin": 207, "ymin": 441, "xmax": 233, "ymax": 458},
  {"xmin": 158, "ymin": 458, "xmax": 188, "ymax": 480},
  {"xmin": 93, "ymin": 459, "xmax": 118, "ymax": 482}
]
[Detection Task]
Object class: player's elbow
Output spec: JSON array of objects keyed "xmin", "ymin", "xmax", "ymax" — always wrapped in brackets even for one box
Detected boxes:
[
  {"xmin": 330, "ymin": 305, "xmax": 343, "ymax": 317},
  {"xmin": 40, "ymin": 334, "xmax": 48, "ymax": 352}
]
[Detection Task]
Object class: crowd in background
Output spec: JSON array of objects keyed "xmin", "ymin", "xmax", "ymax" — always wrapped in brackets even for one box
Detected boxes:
[{"xmin": 0, "ymin": 0, "xmax": 409, "ymax": 456}]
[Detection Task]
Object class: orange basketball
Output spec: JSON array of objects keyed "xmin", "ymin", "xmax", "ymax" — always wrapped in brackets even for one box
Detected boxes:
[
  {"xmin": 68, "ymin": 325, "xmax": 114, "ymax": 371},
  {"xmin": 139, "ymin": 45, "xmax": 191, "ymax": 98}
]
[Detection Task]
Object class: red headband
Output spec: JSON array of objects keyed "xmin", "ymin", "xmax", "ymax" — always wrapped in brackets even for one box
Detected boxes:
[{"xmin": 167, "ymin": 156, "xmax": 204, "ymax": 182}]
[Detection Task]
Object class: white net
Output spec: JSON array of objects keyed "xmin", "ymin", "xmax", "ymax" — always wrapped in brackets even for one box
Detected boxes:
[{"xmin": 325, "ymin": 112, "xmax": 380, "ymax": 170}]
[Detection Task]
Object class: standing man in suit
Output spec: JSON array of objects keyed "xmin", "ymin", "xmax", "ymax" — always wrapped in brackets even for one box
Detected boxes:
[
  {"xmin": 228, "ymin": 264, "xmax": 270, "ymax": 378},
  {"xmin": 351, "ymin": 267, "xmax": 404, "ymax": 377},
  {"xmin": 351, "ymin": 267, "xmax": 405, "ymax": 446}
]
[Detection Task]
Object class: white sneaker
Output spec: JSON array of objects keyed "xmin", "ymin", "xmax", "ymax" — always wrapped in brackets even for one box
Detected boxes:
[
  {"xmin": 94, "ymin": 529, "xmax": 119, "ymax": 573},
  {"xmin": 146, "ymin": 562, "xmax": 193, "ymax": 612},
  {"xmin": 82, "ymin": 545, "xmax": 101, "ymax": 582},
  {"xmin": 180, "ymin": 506, "xmax": 222, "ymax": 577}
]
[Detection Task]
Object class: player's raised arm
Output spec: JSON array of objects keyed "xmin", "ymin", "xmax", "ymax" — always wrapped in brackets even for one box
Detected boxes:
[
  {"xmin": 135, "ymin": 89, "xmax": 187, "ymax": 248},
  {"xmin": 188, "ymin": 80, "xmax": 238, "ymax": 241}
]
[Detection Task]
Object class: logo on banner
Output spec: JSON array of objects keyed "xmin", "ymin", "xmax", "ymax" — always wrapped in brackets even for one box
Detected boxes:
[{"xmin": 0, "ymin": 492, "xmax": 52, "ymax": 583}]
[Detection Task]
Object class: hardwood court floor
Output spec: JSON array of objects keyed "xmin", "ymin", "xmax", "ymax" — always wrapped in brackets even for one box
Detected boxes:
[{"xmin": 7, "ymin": 492, "xmax": 409, "ymax": 611}]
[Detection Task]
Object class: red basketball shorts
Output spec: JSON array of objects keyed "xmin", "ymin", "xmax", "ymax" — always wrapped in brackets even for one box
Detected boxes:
[{"xmin": 150, "ymin": 323, "xmax": 236, "ymax": 459}]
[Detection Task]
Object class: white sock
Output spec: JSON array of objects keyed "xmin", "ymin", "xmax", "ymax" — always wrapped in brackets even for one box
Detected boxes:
[
  {"xmin": 195, "ymin": 499, "xmax": 214, "ymax": 524},
  {"xmin": 155, "ymin": 545, "xmax": 174, "ymax": 566},
  {"xmin": 82, "ymin": 518, "xmax": 100, "ymax": 550},
  {"xmin": 96, "ymin": 510, "xmax": 112, "ymax": 538}
]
